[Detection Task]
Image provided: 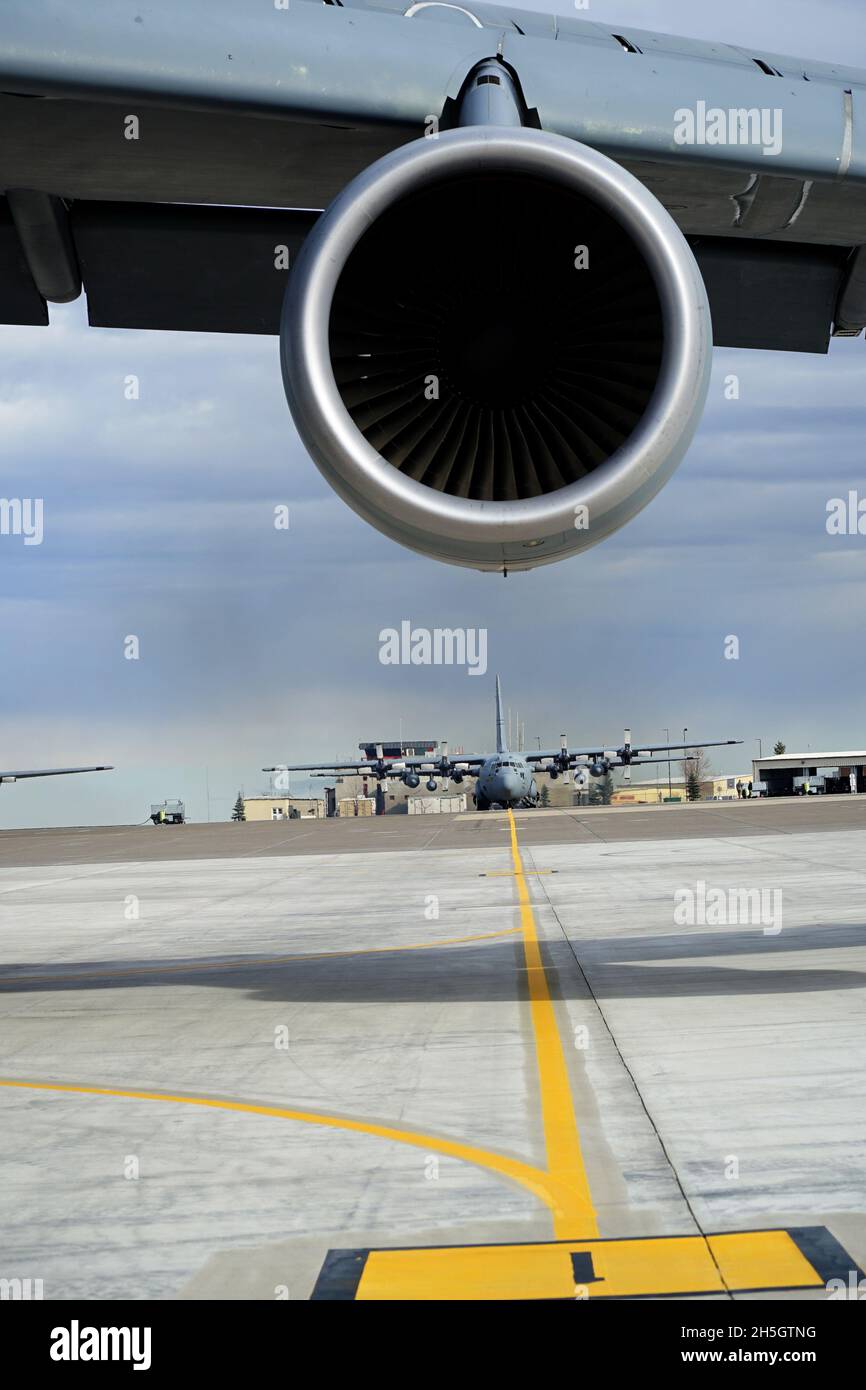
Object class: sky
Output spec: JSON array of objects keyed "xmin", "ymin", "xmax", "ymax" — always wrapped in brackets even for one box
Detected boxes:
[{"xmin": 2, "ymin": 0, "xmax": 866, "ymax": 827}]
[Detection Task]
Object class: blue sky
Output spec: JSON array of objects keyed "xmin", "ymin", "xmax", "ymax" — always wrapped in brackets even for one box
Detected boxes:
[{"xmin": 2, "ymin": 0, "xmax": 865, "ymax": 826}]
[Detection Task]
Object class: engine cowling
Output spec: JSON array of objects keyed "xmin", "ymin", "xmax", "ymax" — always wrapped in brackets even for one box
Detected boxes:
[{"xmin": 281, "ymin": 125, "xmax": 711, "ymax": 572}]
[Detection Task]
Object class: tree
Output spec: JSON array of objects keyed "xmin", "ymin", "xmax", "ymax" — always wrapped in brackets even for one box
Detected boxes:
[
  {"xmin": 231, "ymin": 793, "xmax": 245, "ymax": 822},
  {"xmin": 680, "ymin": 747, "xmax": 712, "ymax": 799},
  {"xmin": 773, "ymin": 740, "xmax": 786, "ymax": 755},
  {"xmin": 539, "ymin": 783, "xmax": 551, "ymax": 807},
  {"xmin": 589, "ymin": 773, "xmax": 614, "ymax": 806},
  {"xmin": 686, "ymin": 768, "xmax": 702, "ymax": 802}
]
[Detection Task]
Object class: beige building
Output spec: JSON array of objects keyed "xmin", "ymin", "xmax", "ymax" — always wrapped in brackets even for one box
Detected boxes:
[
  {"xmin": 338, "ymin": 797, "xmax": 375, "ymax": 817},
  {"xmin": 243, "ymin": 795, "xmax": 325, "ymax": 821},
  {"xmin": 611, "ymin": 773, "xmax": 754, "ymax": 806},
  {"xmin": 612, "ymin": 778, "xmax": 688, "ymax": 806}
]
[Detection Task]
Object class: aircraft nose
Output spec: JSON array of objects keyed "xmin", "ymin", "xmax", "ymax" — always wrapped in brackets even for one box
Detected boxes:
[{"xmin": 501, "ymin": 771, "xmax": 521, "ymax": 797}]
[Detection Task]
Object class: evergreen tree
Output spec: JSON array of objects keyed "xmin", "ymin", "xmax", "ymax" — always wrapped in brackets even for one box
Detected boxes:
[
  {"xmin": 773, "ymin": 740, "xmax": 786, "ymax": 755},
  {"xmin": 539, "ymin": 783, "xmax": 551, "ymax": 807},
  {"xmin": 590, "ymin": 773, "xmax": 614, "ymax": 805},
  {"xmin": 231, "ymin": 793, "xmax": 245, "ymax": 822},
  {"xmin": 686, "ymin": 769, "xmax": 702, "ymax": 802}
]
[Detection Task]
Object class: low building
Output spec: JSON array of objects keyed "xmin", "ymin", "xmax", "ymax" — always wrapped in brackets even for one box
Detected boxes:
[
  {"xmin": 710, "ymin": 774, "xmax": 758, "ymax": 800},
  {"xmin": 243, "ymin": 796, "xmax": 324, "ymax": 821},
  {"xmin": 612, "ymin": 777, "xmax": 690, "ymax": 806},
  {"xmin": 407, "ymin": 794, "xmax": 468, "ymax": 815},
  {"xmin": 751, "ymin": 751, "xmax": 866, "ymax": 796}
]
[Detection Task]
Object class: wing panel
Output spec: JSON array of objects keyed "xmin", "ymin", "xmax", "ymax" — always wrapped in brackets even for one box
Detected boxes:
[
  {"xmin": 72, "ymin": 202, "xmax": 319, "ymax": 334},
  {"xmin": 690, "ymin": 236, "xmax": 847, "ymax": 352},
  {"xmin": 0, "ymin": 197, "xmax": 47, "ymax": 325}
]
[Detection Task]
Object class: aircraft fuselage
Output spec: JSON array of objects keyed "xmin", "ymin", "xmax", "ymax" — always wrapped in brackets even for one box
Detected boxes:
[{"xmin": 474, "ymin": 752, "xmax": 536, "ymax": 810}]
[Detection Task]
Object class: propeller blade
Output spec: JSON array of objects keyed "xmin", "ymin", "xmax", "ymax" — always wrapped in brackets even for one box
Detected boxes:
[
  {"xmin": 559, "ymin": 733, "xmax": 570, "ymax": 782},
  {"xmin": 376, "ymin": 744, "xmax": 384, "ymax": 760}
]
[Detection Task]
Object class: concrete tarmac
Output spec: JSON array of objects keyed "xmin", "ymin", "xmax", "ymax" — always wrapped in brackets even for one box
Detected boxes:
[{"xmin": 0, "ymin": 797, "xmax": 864, "ymax": 1300}]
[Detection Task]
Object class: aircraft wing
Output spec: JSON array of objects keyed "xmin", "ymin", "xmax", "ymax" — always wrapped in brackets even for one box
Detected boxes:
[
  {"xmin": 264, "ymin": 755, "xmax": 487, "ymax": 775},
  {"xmin": 525, "ymin": 739, "xmax": 742, "ymax": 764},
  {"xmin": 1, "ymin": 1, "xmax": 865, "ymax": 350},
  {"xmin": 0, "ymin": 765, "xmax": 113, "ymax": 781},
  {"xmin": 263, "ymin": 763, "xmax": 386, "ymax": 776},
  {"xmin": 615, "ymin": 740, "xmax": 743, "ymax": 758}
]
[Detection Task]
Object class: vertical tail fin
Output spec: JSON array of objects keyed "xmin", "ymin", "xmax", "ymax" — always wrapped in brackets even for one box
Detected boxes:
[{"xmin": 495, "ymin": 675, "xmax": 507, "ymax": 753}]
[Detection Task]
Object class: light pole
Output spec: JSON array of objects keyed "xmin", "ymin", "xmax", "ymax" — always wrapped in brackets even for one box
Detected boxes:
[
  {"xmin": 664, "ymin": 729, "xmax": 672, "ymax": 802},
  {"xmin": 683, "ymin": 727, "xmax": 689, "ymax": 800}
]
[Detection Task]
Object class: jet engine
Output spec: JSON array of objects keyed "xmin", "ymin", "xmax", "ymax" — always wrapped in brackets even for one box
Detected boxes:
[{"xmin": 281, "ymin": 84, "xmax": 711, "ymax": 572}]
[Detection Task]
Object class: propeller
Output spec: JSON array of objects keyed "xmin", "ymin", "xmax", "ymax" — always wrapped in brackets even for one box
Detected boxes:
[
  {"xmin": 617, "ymin": 728, "xmax": 633, "ymax": 765},
  {"xmin": 367, "ymin": 743, "xmax": 389, "ymax": 790},
  {"xmin": 439, "ymin": 739, "xmax": 451, "ymax": 790},
  {"xmin": 559, "ymin": 733, "xmax": 571, "ymax": 785}
]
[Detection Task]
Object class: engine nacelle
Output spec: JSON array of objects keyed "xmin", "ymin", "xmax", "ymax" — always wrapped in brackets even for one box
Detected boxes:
[
  {"xmin": 589, "ymin": 760, "xmax": 610, "ymax": 778},
  {"xmin": 402, "ymin": 772, "xmax": 420, "ymax": 789},
  {"xmin": 282, "ymin": 125, "xmax": 711, "ymax": 572}
]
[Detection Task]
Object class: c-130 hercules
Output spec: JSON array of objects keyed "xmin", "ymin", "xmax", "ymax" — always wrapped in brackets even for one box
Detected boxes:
[
  {"xmin": 1, "ymin": 2, "xmax": 863, "ymax": 571},
  {"xmin": 265, "ymin": 677, "xmax": 740, "ymax": 810}
]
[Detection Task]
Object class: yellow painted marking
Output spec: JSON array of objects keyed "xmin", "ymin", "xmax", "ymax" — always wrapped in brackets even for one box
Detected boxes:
[
  {"xmin": 354, "ymin": 1230, "xmax": 823, "ymax": 1301},
  {"xmin": 0, "ymin": 925, "xmax": 521, "ymax": 989},
  {"xmin": 708, "ymin": 1230, "xmax": 821, "ymax": 1291},
  {"xmin": 0, "ymin": 1078, "xmax": 578, "ymax": 1221},
  {"xmin": 483, "ymin": 869, "xmax": 552, "ymax": 878},
  {"xmin": 506, "ymin": 809, "xmax": 598, "ymax": 1239}
]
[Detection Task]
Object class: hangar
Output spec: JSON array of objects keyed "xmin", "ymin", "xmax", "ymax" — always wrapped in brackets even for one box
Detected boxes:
[{"xmin": 752, "ymin": 751, "xmax": 866, "ymax": 797}]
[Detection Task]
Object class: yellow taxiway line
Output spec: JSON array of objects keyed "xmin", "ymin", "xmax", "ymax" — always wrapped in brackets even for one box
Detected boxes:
[
  {"xmin": 0, "ymin": 1077, "xmax": 584, "ymax": 1221},
  {"xmin": 507, "ymin": 809, "xmax": 598, "ymax": 1239}
]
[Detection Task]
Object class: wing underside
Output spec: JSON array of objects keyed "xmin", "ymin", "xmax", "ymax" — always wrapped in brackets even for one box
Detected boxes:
[
  {"xmin": 1, "ymin": 1, "xmax": 866, "ymax": 350},
  {"xmin": 0, "ymin": 766, "xmax": 113, "ymax": 780}
]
